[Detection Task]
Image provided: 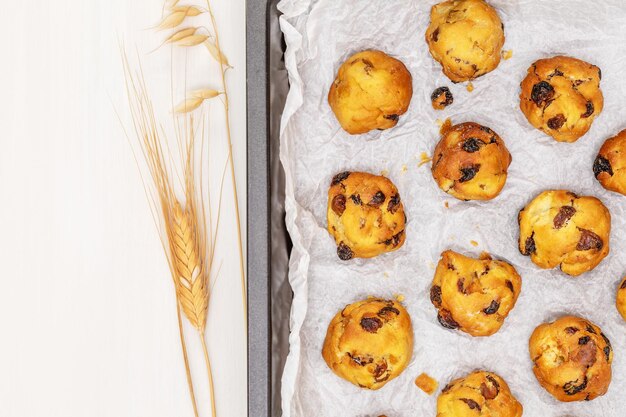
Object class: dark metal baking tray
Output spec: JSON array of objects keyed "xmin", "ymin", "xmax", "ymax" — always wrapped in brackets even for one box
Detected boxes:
[{"xmin": 247, "ymin": 1, "xmax": 290, "ymax": 416}]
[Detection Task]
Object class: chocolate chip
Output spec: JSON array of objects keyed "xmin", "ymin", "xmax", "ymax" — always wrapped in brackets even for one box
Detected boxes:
[
  {"xmin": 565, "ymin": 327, "xmax": 579, "ymax": 334},
  {"xmin": 554, "ymin": 206, "xmax": 576, "ymax": 229},
  {"xmin": 459, "ymin": 164, "xmax": 480, "ymax": 182},
  {"xmin": 378, "ymin": 306, "xmax": 400, "ymax": 320},
  {"xmin": 348, "ymin": 353, "xmax": 372, "ymax": 366},
  {"xmin": 460, "ymin": 399, "xmax": 481, "ymax": 411},
  {"xmin": 437, "ymin": 309, "xmax": 459, "ymax": 329},
  {"xmin": 331, "ymin": 171, "xmax": 350, "ymax": 185},
  {"xmin": 442, "ymin": 383, "xmax": 453, "ymax": 393},
  {"xmin": 430, "ymin": 285, "xmax": 442, "ymax": 307},
  {"xmin": 564, "ymin": 377, "xmax": 588, "ymax": 395},
  {"xmin": 531, "ymin": 81, "xmax": 555, "ymax": 107},
  {"xmin": 361, "ymin": 59, "xmax": 374, "ymax": 75},
  {"xmin": 505, "ymin": 280, "xmax": 514, "ymax": 292},
  {"xmin": 522, "ymin": 233, "xmax": 536, "ymax": 256},
  {"xmin": 598, "ymin": 68, "xmax": 602, "ymax": 80},
  {"xmin": 547, "ymin": 114, "xmax": 566, "ymax": 130},
  {"xmin": 360, "ymin": 317, "xmax": 383, "ymax": 333},
  {"xmin": 593, "ymin": 155, "xmax": 613, "ymax": 178},
  {"xmin": 479, "ymin": 125, "xmax": 493, "ymax": 134},
  {"xmin": 462, "ymin": 137, "xmax": 483, "ymax": 153},
  {"xmin": 368, "ymin": 191, "xmax": 386, "ymax": 207},
  {"xmin": 579, "ymin": 336, "xmax": 591, "ymax": 345},
  {"xmin": 384, "ymin": 114, "xmax": 399, "ymax": 122},
  {"xmin": 586, "ymin": 324, "xmax": 597, "ymax": 334},
  {"xmin": 447, "ymin": 263, "xmax": 456, "ymax": 271},
  {"xmin": 350, "ymin": 194, "xmax": 362, "ymax": 205},
  {"xmin": 483, "ymin": 300, "xmax": 500, "ymax": 315},
  {"xmin": 457, "ymin": 278, "xmax": 467, "ymax": 294},
  {"xmin": 431, "ymin": 86, "xmax": 453, "ymax": 110},
  {"xmin": 383, "ymin": 230, "xmax": 404, "ymax": 247},
  {"xmin": 550, "ymin": 69, "xmax": 564, "ymax": 78},
  {"xmin": 331, "ymin": 194, "xmax": 346, "ymax": 216},
  {"xmin": 387, "ymin": 194, "xmax": 401, "ymax": 214},
  {"xmin": 373, "ymin": 361, "xmax": 389, "ymax": 382},
  {"xmin": 582, "ymin": 101, "xmax": 594, "ymax": 118},
  {"xmin": 337, "ymin": 242, "xmax": 353, "ymax": 260},
  {"xmin": 604, "ymin": 346, "xmax": 611, "ymax": 362},
  {"xmin": 621, "ymin": 279, "xmax": 626, "ymax": 290},
  {"xmin": 432, "ymin": 28, "xmax": 440, "ymax": 42},
  {"xmin": 577, "ymin": 229, "xmax": 603, "ymax": 251},
  {"xmin": 480, "ymin": 376, "xmax": 500, "ymax": 400}
]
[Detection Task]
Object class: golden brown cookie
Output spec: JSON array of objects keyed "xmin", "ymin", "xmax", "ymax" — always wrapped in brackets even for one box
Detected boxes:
[
  {"xmin": 328, "ymin": 50, "xmax": 413, "ymax": 135},
  {"xmin": 430, "ymin": 250, "xmax": 522, "ymax": 336},
  {"xmin": 327, "ymin": 171, "xmax": 406, "ymax": 260},
  {"xmin": 437, "ymin": 371, "xmax": 522, "ymax": 417},
  {"xmin": 594, "ymin": 129, "xmax": 626, "ymax": 195},
  {"xmin": 520, "ymin": 56, "xmax": 603, "ymax": 143},
  {"xmin": 425, "ymin": 0, "xmax": 505, "ymax": 83},
  {"xmin": 431, "ymin": 122, "xmax": 511, "ymax": 201},
  {"xmin": 322, "ymin": 298, "xmax": 413, "ymax": 390},
  {"xmin": 529, "ymin": 316, "xmax": 613, "ymax": 402},
  {"xmin": 518, "ymin": 190, "xmax": 610, "ymax": 276},
  {"xmin": 617, "ymin": 277, "xmax": 626, "ymax": 322}
]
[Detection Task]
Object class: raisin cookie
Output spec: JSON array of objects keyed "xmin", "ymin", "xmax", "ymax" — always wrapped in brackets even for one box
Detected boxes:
[
  {"xmin": 529, "ymin": 316, "xmax": 613, "ymax": 402},
  {"xmin": 437, "ymin": 371, "xmax": 523, "ymax": 417},
  {"xmin": 617, "ymin": 277, "xmax": 626, "ymax": 322},
  {"xmin": 518, "ymin": 190, "xmax": 610, "ymax": 276},
  {"xmin": 430, "ymin": 250, "xmax": 522, "ymax": 336},
  {"xmin": 520, "ymin": 56, "xmax": 603, "ymax": 143},
  {"xmin": 328, "ymin": 50, "xmax": 413, "ymax": 135},
  {"xmin": 322, "ymin": 298, "xmax": 413, "ymax": 390},
  {"xmin": 327, "ymin": 171, "xmax": 406, "ymax": 260},
  {"xmin": 425, "ymin": 0, "xmax": 505, "ymax": 83},
  {"xmin": 594, "ymin": 129, "xmax": 626, "ymax": 195},
  {"xmin": 431, "ymin": 122, "xmax": 511, "ymax": 201}
]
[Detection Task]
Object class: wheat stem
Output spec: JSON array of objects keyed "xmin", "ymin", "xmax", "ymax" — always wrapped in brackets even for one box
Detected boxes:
[
  {"xmin": 176, "ymin": 305, "xmax": 200, "ymax": 417},
  {"xmin": 205, "ymin": 0, "xmax": 248, "ymax": 327},
  {"xmin": 200, "ymin": 331, "xmax": 218, "ymax": 417}
]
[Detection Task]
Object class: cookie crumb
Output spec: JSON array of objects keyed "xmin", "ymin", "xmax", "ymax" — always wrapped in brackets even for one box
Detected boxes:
[
  {"xmin": 415, "ymin": 373, "xmax": 438, "ymax": 395},
  {"xmin": 479, "ymin": 251, "xmax": 492, "ymax": 260},
  {"xmin": 380, "ymin": 169, "xmax": 389, "ymax": 176},
  {"xmin": 395, "ymin": 294, "xmax": 405, "ymax": 302},
  {"xmin": 444, "ymin": 201, "xmax": 449, "ymax": 208},
  {"xmin": 502, "ymin": 49, "xmax": 513, "ymax": 60},
  {"xmin": 431, "ymin": 86, "xmax": 453, "ymax": 110},
  {"xmin": 438, "ymin": 117, "xmax": 452, "ymax": 134},
  {"xmin": 470, "ymin": 240, "xmax": 479, "ymax": 247},
  {"xmin": 466, "ymin": 82, "xmax": 474, "ymax": 92},
  {"xmin": 401, "ymin": 164, "xmax": 408, "ymax": 173},
  {"xmin": 418, "ymin": 152, "xmax": 432, "ymax": 167}
]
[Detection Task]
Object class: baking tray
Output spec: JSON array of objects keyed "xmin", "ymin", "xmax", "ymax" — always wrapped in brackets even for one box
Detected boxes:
[{"xmin": 247, "ymin": 1, "xmax": 290, "ymax": 416}]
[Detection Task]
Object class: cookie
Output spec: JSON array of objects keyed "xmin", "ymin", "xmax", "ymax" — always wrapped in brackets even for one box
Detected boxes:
[
  {"xmin": 518, "ymin": 190, "xmax": 610, "ymax": 276},
  {"xmin": 425, "ymin": 0, "xmax": 505, "ymax": 83},
  {"xmin": 328, "ymin": 50, "xmax": 413, "ymax": 134},
  {"xmin": 617, "ymin": 277, "xmax": 626, "ymax": 322},
  {"xmin": 437, "ymin": 371, "xmax": 522, "ymax": 417},
  {"xmin": 520, "ymin": 56, "xmax": 603, "ymax": 142},
  {"xmin": 431, "ymin": 86, "xmax": 454, "ymax": 110},
  {"xmin": 594, "ymin": 129, "xmax": 626, "ymax": 195},
  {"xmin": 529, "ymin": 316, "xmax": 613, "ymax": 402},
  {"xmin": 327, "ymin": 171, "xmax": 406, "ymax": 260},
  {"xmin": 322, "ymin": 298, "xmax": 413, "ymax": 390},
  {"xmin": 430, "ymin": 250, "xmax": 522, "ymax": 336},
  {"xmin": 431, "ymin": 122, "xmax": 511, "ymax": 201}
]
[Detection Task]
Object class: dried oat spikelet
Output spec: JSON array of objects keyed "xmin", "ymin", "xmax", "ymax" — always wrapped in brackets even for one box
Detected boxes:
[
  {"xmin": 204, "ymin": 39, "xmax": 231, "ymax": 68},
  {"xmin": 157, "ymin": 6, "xmax": 204, "ymax": 30},
  {"xmin": 174, "ymin": 89, "xmax": 222, "ymax": 114},
  {"xmin": 170, "ymin": 201, "xmax": 208, "ymax": 330}
]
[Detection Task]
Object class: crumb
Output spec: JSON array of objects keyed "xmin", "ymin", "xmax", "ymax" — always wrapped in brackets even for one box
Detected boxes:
[
  {"xmin": 383, "ymin": 272, "xmax": 389, "ymax": 279},
  {"xmin": 444, "ymin": 201, "xmax": 449, "ymax": 208},
  {"xmin": 418, "ymin": 152, "xmax": 432, "ymax": 167},
  {"xmin": 438, "ymin": 117, "xmax": 452, "ymax": 134},
  {"xmin": 401, "ymin": 164, "xmax": 408, "ymax": 173},
  {"xmin": 466, "ymin": 82, "xmax": 474, "ymax": 92},
  {"xmin": 415, "ymin": 373, "xmax": 438, "ymax": 395},
  {"xmin": 395, "ymin": 294, "xmax": 405, "ymax": 302},
  {"xmin": 428, "ymin": 261, "xmax": 435, "ymax": 270},
  {"xmin": 380, "ymin": 169, "xmax": 389, "ymax": 176},
  {"xmin": 431, "ymin": 86, "xmax": 453, "ymax": 110},
  {"xmin": 502, "ymin": 49, "xmax": 513, "ymax": 60},
  {"xmin": 479, "ymin": 252, "xmax": 492, "ymax": 261},
  {"xmin": 470, "ymin": 240, "xmax": 479, "ymax": 247}
]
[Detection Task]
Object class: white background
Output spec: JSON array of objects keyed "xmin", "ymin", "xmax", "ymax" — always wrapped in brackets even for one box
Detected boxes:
[{"xmin": 0, "ymin": 1, "xmax": 247, "ymax": 416}]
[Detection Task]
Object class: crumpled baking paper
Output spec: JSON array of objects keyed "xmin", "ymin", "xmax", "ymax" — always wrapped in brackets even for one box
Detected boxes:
[{"xmin": 276, "ymin": 0, "xmax": 626, "ymax": 415}]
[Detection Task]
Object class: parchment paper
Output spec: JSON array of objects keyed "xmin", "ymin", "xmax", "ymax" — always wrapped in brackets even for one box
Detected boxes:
[{"xmin": 276, "ymin": 1, "xmax": 626, "ymax": 416}]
